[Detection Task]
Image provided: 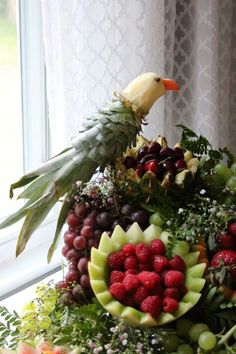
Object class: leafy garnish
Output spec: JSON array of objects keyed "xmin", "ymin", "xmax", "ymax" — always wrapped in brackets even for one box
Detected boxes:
[
  {"xmin": 188, "ymin": 285, "xmax": 236, "ymax": 332},
  {"xmin": 177, "ymin": 124, "xmax": 235, "ymax": 165},
  {"xmin": 0, "ymin": 306, "xmax": 20, "ymax": 349}
]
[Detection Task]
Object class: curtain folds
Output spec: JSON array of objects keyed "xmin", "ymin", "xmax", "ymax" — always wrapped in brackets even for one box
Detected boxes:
[{"xmin": 41, "ymin": 0, "xmax": 236, "ymax": 156}]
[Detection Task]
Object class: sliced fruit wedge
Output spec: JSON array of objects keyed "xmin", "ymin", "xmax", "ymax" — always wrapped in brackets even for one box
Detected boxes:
[{"xmin": 88, "ymin": 222, "xmax": 206, "ymax": 327}]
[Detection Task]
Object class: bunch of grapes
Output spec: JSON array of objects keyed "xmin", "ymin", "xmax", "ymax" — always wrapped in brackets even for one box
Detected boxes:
[
  {"xmin": 122, "ymin": 140, "xmax": 187, "ymax": 181},
  {"xmin": 57, "ymin": 191, "xmax": 150, "ymax": 305},
  {"xmin": 203, "ymin": 161, "xmax": 236, "ymax": 204},
  {"xmin": 162, "ymin": 318, "xmax": 236, "ymax": 353}
]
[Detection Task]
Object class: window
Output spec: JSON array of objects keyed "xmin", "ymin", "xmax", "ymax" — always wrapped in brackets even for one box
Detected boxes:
[{"xmin": 0, "ymin": 0, "xmax": 62, "ymax": 300}]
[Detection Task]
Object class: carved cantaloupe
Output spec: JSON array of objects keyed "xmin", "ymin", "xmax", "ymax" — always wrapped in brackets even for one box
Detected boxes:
[{"xmin": 88, "ymin": 222, "xmax": 206, "ymax": 327}]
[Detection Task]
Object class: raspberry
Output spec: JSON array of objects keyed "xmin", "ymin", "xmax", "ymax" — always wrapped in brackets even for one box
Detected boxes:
[
  {"xmin": 153, "ymin": 255, "xmax": 169, "ymax": 273},
  {"xmin": 132, "ymin": 286, "xmax": 149, "ymax": 305},
  {"xmin": 150, "ymin": 239, "xmax": 166, "ymax": 255},
  {"xmin": 123, "ymin": 274, "xmax": 140, "ymax": 292},
  {"xmin": 110, "ymin": 270, "xmax": 125, "ymax": 285},
  {"xmin": 122, "ymin": 243, "xmax": 136, "ymax": 256},
  {"xmin": 124, "ymin": 255, "xmax": 138, "ymax": 270},
  {"xmin": 109, "ymin": 282, "xmax": 126, "ymax": 301},
  {"xmin": 140, "ymin": 295, "xmax": 162, "ymax": 317},
  {"xmin": 125, "ymin": 269, "xmax": 139, "ymax": 275},
  {"xmin": 135, "ymin": 243, "xmax": 151, "ymax": 262},
  {"xmin": 137, "ymin": 271, "xmax": 161, "ymax": 290},
  {"xmin": 163, "ymin": 287, "xmax": 180, "ymax": 301},
  {"xmin": 163, "ymin": 270, "xmax": 185, "ymax": 288},
  {"xmin": 169, "ymin": 255, "xmax": 186, "ymax": 272},
  {"xmin": 108, "ymin": 250, "xmax": 125, "ymax": 270},
  {"xmin": 138, "ymin": 261, "xmax": 153, "ymax": 271},
  {"xmin": 162, "ymin": 297, "xmax": 179, "ymax": 313}
]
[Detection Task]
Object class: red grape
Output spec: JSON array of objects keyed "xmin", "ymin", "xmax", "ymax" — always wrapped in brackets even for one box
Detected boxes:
[
  {"xmin": 56, "ymin": 280, "xmax": 69, "ymax": 290},
  {"xmin": 73, "ymin": 236, "xmax": 87, "ymax": 250},
  {"xmin": 80, "ymin": 274, "xmax": 90, "ymax": 288},
  {"xmin": 77, "ymin": 257, "xmax": 89, "ymax": 273},
  {"xmin": 74, "ymin": 203, "xmax": 88, "ymax": 217},
  {"xmin": 62, "ymin": 244, "xmax": 72, "ymax": 257},
  {"xmin": 65, "ymin": 270, "xmax": 80, "ymax": 283},
  {"xmin": 63, "ymin": 231, "xmax": 76, "ymax": 247},
  {"xmin": 66, "ymin": 213, "xmax": 81, "ymax": 228},
  {"xmin": 65, "ymin": 248, "xmax": 80, "ymax": 263},
  {"xmin": 80, "ymin": 225, "xmax": 94, "ymax": 238}
]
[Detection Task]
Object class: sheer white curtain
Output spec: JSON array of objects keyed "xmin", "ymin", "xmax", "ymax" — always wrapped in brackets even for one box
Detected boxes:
[
  {"xmin": 41, "ymin": 0, "xmax": 236, "ymax": 156},
  {"xmin": 41, "ymin": 0, "xmax": 165, "ymax": 155}
]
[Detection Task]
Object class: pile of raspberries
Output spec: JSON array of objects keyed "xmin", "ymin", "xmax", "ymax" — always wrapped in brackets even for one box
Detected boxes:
[{"xmin": 108, "ymin": 239, "xmax": 187, "ymax": 317}]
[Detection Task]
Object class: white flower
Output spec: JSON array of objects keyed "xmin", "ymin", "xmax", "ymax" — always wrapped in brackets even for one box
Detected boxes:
[
  {"xmin": 178, "ymin": 208, "xmax": 184, "ymax": 214},
  {"xmin": 200, "ymin": 189, "xmax": 206, "ymax": 195},
  {"xmin": 122, "ymin": 339, "xmax": 128, "ymax": 346}
]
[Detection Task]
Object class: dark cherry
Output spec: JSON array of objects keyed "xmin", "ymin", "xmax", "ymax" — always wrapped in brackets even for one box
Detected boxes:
[
  {"xmin": 123, "ymin": 156, "xmax": 137, "ymax": 169},
  {"xmin": 159, "ymin": 147, "xmax": 175, "ymax": 159},
  {"xmin": 162, "ymin": 160, "xmax": 176, "ymax": 173},
  {"xmin": 173, "ymin": 147, "xmax": 184, "ymax": 160},
  {"xmin": 144, "ymin": 160, "xmax": 159, "ymax": 174},
  {"xmin": 175, "ymin": 159, "xmax": 187, "ymax": 171},
  {"xmin": 140, "ymin": 154, "xmax": 159, "ymax": 164},
  {"xmin": 137, "ymin": 146, "xmax": 148, "ymax": 160},
  {"xmin": 148, "ymin": 141, "xmax": 162, "ymax": 155}
]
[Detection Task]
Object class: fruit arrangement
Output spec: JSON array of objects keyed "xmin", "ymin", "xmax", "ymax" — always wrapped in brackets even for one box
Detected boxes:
[{"xmin": 1, "ymin": 125, "xmax": 236, "ymax": 354}]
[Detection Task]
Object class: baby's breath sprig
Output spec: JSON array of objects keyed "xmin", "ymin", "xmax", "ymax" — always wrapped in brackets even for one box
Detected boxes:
[{"xmin": 166, "ymin": 195, "xmax": 235, "ymax": 247}]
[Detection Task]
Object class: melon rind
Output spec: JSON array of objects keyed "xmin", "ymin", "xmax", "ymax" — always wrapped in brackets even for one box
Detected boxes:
[{"xmin": 88, "ymin": 222, "xmax": 206, "ymax": 327}]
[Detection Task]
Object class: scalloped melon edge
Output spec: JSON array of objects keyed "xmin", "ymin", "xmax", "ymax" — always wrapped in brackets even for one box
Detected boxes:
[{"xmin": 88, "ymin": 222, "xmax": 206, "ymax": 327}]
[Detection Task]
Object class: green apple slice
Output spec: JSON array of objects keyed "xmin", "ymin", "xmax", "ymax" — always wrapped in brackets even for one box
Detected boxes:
[{"xmin": 88, "ymin": 222, "xmax": 206, "ymax": 327}]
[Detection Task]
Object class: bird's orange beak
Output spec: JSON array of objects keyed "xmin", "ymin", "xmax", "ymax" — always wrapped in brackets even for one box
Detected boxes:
[{"xmin": 163, "ymin": 78, "xmax": 180, "ymax": 91}]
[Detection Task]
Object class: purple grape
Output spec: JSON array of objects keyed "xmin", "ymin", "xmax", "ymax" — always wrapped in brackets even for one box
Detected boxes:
[
  {"xmin": 96, "ymin": 212, "xmax": 114, "ymax": 229},
  {"xmin": 120, "ymin": 204, "xmax": 134, "ymax": 216},
  {"xmin": 131, "ymin": 210, "xmax": 148, "ymax": 226}
]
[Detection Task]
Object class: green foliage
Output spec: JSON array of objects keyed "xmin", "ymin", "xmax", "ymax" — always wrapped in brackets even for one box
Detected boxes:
[
  {"xmin": 188, "ymin": 285, "xmax": 236, "ymax": 332},
  {"xmin": 177, "ymin": 124, "xmax": 235, "ymax": 165},
  {"xmin": 45, "ymin": 300, "xmax": 165, "ymax": 353},
  {"xmin": 0, "ymin": 306, "xmax": 20, "ymax": 349}
]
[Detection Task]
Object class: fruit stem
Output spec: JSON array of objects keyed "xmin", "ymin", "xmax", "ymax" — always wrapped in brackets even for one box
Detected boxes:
[{"xmin": 217, "ymin": 324, "xmax": 236, "ymax": 347}]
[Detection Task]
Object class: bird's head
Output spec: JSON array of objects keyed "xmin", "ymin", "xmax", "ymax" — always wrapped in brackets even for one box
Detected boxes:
[{"xmin": 120, "ymin": 72, "xmax": 179, "ymax": 115}]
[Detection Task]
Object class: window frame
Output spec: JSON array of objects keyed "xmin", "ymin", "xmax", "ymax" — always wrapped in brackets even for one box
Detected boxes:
[{"xmin": 0, "ymin": 0, "xmax": 62, "ymax": 300}]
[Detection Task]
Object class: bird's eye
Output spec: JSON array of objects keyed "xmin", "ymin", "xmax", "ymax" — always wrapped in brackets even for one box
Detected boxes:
[{"xmin": 155, "ymin": 77, "xmax": 160, "ymax": 83}]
